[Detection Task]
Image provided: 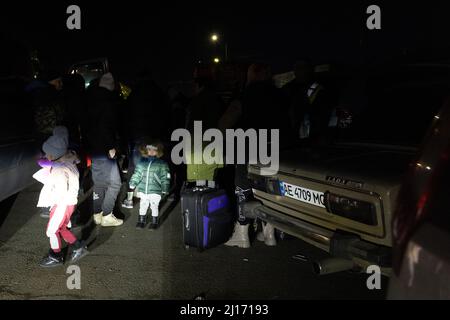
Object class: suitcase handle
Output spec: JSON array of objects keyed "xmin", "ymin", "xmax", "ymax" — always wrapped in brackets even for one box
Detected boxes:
[{"xmin": 184, "ymin": 209, "xmax": 190, "ymax": 231}]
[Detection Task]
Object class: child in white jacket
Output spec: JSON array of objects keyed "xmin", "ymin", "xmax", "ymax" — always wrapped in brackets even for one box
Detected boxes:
[{"xmin": 34, "ymin": 127, "xmax": 88, "ymax": 267}]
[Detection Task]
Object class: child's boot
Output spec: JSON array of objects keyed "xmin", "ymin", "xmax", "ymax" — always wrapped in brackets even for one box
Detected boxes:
[
  {"xmin": 39, "ymin": 249, "xmax": 64, "ymax": 268},
  {"xmin": 136, "ymin": 215, "xmax": 147, "ymax": 229},
  {"xmin": 149, "ymin": 216, "xmax": 159, "ymax": 230}
]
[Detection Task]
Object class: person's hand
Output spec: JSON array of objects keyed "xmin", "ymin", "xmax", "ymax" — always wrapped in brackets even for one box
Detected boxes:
[{"xmin": 108, "ymin": 148, "xmax": 116, "ymax": 159}]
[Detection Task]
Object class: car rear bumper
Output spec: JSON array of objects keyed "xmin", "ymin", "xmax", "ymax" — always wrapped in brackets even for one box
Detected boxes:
[{"xmin": 246, "ymin": 201, "xmax": 392, "ymax": 275}]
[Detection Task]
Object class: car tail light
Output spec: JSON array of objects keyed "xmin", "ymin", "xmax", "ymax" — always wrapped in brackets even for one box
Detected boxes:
[
  {"xmin": 325, "ymin": 192, "xmax": 377, "ymax": 225},
  {"xmin": 86, "ymin": 156, "xmax": 92, "ymax": 168}
]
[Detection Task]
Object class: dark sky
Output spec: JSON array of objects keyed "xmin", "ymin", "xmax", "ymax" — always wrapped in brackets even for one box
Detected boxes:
[{"xmin": 2, "ymin": 1, "xmax": 450, "ymax": 85}]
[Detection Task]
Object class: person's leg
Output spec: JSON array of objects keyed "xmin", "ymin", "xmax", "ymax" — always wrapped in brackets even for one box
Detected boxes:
[
  {"xmin": 225, "ymin": 186, "xmax": 253, "ymax": 248},
  {"xmin": 225, "ymin": 165, "xmax": 253, "ymax": 248},
  {"xmin": 59, "ymin": 205, "xmax": 78, "ymax": 245},
  {"xmin": 121, "ymin": 142, "xmax": 137, "ymax": 208},
  {"xmin": 40, "ymin": 205, "xmax": 65, "ymax": 267},
  {"xmin": 149, "ymin": 194, "xmax": 162, "ymax": 229},
  {"xmin": 100, "ymin": 159, "xmax": 123, "ymax": 227},
  {"xmin": 136, "ymin": 194, "xmax": 150, "ymax": 228},
  {"xmin": 122, "ymin": 187, "xmax": 135, "ymax": 209},
  {"xmin": 59, "ymin": 205, "xmax": 89, "ymax": 263},
  {"xmin": 91, "ymin": 159, "xmax": 107, "ymax": 224},
  {"xmin": 46, "ymin": 205, "xmax": 66, "ymax": 253}
]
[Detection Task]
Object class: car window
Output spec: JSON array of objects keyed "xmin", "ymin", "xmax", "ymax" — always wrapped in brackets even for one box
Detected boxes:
[{"xmin": 70, "ymin": 61, "xmax": 106, "ymax": 88}]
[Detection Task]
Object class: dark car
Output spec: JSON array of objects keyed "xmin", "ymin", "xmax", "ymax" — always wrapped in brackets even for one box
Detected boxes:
[
  {"xmin": 388, "ymin": 94, "xmax": 450, "ymax": 299},
  {"xmin": 0, "ymin": 77, "xmax": 41, "ymax": 202}
]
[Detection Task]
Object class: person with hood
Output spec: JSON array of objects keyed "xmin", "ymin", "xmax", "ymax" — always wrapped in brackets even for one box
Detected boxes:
[
  {"xmin": 124, "ymin": 139, "xmax": 170, "ymax": 229},
  {"xmin": 84, "ymin": 72, "xmax": 123, "ymax": 227},
  {"xmin": 33, "ymin": 126, "xmax": 88, "ymax": 267}
]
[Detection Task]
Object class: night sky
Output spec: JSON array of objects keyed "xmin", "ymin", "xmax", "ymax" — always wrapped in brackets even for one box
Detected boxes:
[{"xmin": 2, "ymin": 1, "xmax": 450, "ymax": 86}]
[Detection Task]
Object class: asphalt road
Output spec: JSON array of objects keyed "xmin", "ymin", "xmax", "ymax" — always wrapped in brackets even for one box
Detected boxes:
[{"xmin": 0, "ymin": 183, "xmax": 388, "ymax": 300}]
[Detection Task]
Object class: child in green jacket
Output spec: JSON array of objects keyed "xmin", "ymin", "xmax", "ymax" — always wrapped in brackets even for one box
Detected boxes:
[{"xmin": 124, "ymin": 140, "xmax": 170, "ymax": 229}]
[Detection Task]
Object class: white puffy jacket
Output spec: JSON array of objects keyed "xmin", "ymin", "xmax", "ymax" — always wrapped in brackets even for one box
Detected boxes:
[{"xmin": 34, "ymin": 152, "xmax": 80, "ymax": 207}]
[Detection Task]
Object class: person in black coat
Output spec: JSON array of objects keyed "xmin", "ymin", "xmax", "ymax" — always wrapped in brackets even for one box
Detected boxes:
[
  {"xmin": 224, "ymin": 63, "xmax": 289, "ymax": 249},
  {"xmin": 83, "ymin": 72, "xmax": 123, "ymax": 227}
]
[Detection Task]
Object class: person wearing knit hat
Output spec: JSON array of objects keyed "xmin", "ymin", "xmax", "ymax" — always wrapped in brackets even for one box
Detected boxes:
[
  {"xmin": 42, "ymin": 133, "xmax": 68, "ymax": 160},
  {"xmin": 35, "ymin": 131, "xmax": 89, "ymax": 267}
]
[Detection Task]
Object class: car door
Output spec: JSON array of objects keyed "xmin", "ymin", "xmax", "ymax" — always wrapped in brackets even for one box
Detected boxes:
[{"xmin": 0, "ymin": 78, "xmax": 41, "ymax": 202}]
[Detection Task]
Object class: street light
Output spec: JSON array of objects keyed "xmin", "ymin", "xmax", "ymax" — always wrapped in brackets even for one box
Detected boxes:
[
  {"xmin": 210, "ymin": 33, "xmax": 228, "ymax": 62},
  {"xmin": 213, "ymin": 57, "xmax": 220, "ymax": 64}
]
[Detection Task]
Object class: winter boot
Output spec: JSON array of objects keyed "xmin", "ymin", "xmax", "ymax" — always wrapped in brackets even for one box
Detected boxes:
[
  {"xmin": 224, "ymin": 222, "xmax": 250, "ymax": 248},
  {"xmin": 149, "ymin": 216, "xmax": 159, "ymax": 230},
  {"xmin": 69, "ymin": 241, "xmax": 89, "ymax": 264},
  {"xmin": 136, "ymin": 215, "xmax": 147, "ymax": 229},
  {"xmin": 257, "ymin": 221, "xmax": 277, "ymax": 246},
  {"xmin": 39, "ymin": 249, "xmax": 64, "ymax": 268}
]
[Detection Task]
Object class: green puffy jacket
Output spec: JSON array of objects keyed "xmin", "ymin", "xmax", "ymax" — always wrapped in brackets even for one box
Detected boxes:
[{"xmin": 129, "ymin": 157, "xmax": 170, "ymax": 195}]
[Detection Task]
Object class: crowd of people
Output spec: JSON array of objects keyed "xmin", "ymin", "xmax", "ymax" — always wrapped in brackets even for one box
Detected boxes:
[{"xmin": 27, "ymin": 59, "xmax": 336, "ymax": 267}]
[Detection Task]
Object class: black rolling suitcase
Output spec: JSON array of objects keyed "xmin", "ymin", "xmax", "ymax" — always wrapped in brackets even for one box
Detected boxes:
[{"xmin": 181, "ymin": 186, "xmax": 233, "ymax": 250}]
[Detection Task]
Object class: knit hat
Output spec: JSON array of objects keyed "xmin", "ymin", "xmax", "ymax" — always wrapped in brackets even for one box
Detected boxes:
[
  {"xmin": 99, "ymin": 72, "xmax": 115, "ymax": 91},
  {"xmin": 42, "ymin": 133, "xmax": 68, "ymax": 159}
]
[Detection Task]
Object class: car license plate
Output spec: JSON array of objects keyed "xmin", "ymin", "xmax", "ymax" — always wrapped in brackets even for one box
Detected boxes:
[{"xmin": 279, "ymin": 181, "xmax": 325, "ymax": 208}]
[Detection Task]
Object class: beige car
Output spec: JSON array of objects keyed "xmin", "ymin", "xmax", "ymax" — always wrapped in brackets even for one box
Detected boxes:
[
  {"xmin": 244, "ymin": 63, "xmax": 450, "ymax": 276},
  {"xmin": 246, "ymin": 145, "xmax": 415, "ymax": 276}
]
